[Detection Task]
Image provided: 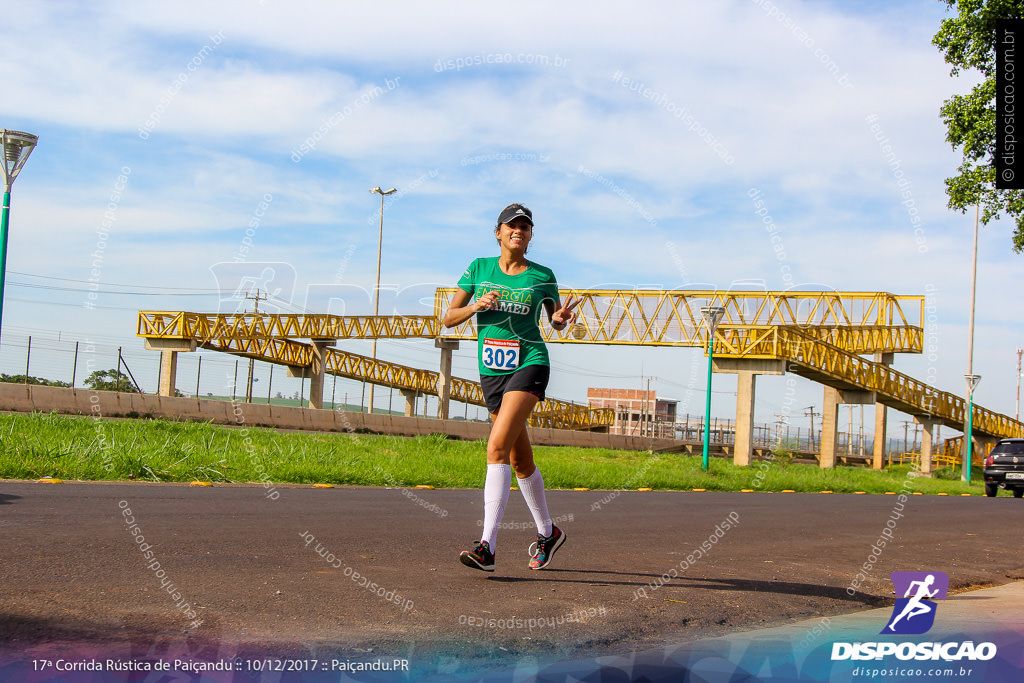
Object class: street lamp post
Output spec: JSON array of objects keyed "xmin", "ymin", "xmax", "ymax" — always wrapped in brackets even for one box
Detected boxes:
[
  {"xmin": 367, "ymin": 186, "xmax": 396, "ymax": 414},
  {"xmin": 964, "ymin": 374, "xmax": 981, "ymax": 485},
  {"xmin": 1016, "ymin": 347, "xmax": 1021, "ymax": 421},
  {"xmin": 700, "ymin": 305, "xmax": 726, "ymax": 472},
  {"xmin": 963, "ymin": 203, "xmax": 980, "ymax": 482},
  {"xmin": 0, "ymin": 129, "xmax": 39, "ymax": 347}
]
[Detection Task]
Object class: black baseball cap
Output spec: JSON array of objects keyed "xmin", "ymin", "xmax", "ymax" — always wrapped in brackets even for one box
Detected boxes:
[{"xmin": 497, "ymin": 205, "xmax": 533, "ymax": 226}]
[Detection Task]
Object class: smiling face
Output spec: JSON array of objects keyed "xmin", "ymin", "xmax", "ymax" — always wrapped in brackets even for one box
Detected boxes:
[{"xmin": 495, "ymin": 217, "xmax": 533, "ymax": 253}]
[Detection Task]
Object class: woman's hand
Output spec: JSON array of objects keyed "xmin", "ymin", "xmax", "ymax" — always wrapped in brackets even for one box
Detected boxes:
[
  {"xmin": 551, "ymin": 295, "xmax": 581, "ymax": 328},
  {"xmin": 443, "ymin": 289, "xmax": 500, "ymax": 328},
  {"xmin": 474, "ymin": 290, "xmax": 500, "ymax": 312}
]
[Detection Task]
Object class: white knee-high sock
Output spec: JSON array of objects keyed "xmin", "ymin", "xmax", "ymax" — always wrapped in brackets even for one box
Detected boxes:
[
  {"xmin": 481, "ymin": 464, "xmax": 511, "ymax": 551},
  {"xmin": 517, "ymin": 468, "xmax": 553, "ymax": 537}
]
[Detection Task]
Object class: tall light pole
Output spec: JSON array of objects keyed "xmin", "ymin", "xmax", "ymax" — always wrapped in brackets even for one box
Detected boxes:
[
  {"xmin": 962, "ymin": 202, "xmax": 980, "ymax": 483},
  {"xmin": 367, "ymin": 186, "xmax": 396, "ymax": 414},
  {"xmin": 964, "ymin": 374, "xmax": 981, "ymax": 484},
  {"xmin": 0, "ymin": 130, "xmax": 38, "ymax": 347},
  {"xmin": 700, "ymin": 305, "xmax": 726, "ymax": 472},
  {"xmin": 1016, "ymin": 347, "xmax": 1022, "ymax": 421}
]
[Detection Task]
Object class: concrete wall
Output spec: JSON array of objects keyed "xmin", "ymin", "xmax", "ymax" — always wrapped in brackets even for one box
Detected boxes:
[{"xmin": 0, "ymin": 383, "xmax": 683, "ymax": 451}]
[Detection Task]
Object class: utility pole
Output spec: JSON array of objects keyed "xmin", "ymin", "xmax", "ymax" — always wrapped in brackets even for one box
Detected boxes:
[
  {"xmin": 859, "ymin": 404, "xmax": 865, "ymax": 456},
  {"xmin": 774, "ymin": 413, "xmax": 788, "ymax": 447},
  {"xmin": 637, "ymin": 372, "xmax": 645, "ymax": 437},
  {"xmin": 848, "ymin": 404, "xmax": 854, "ymax": 456},
  {"xmin": 244, "ymin": 290, "xmax": 266, "ymax": 403},
  {"xmin": 646, "ymin": 377, "xmax": 652, "ymax": 439},
  {"xmin": 245, "ymin": 289, "xmax": 267, "ymax": 314},
  {"xmin": 804, "ymin": 406, "xmax": 818, "ymax": 451}
]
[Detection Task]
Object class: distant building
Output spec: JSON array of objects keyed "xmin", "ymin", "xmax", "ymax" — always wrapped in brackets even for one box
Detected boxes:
[{"xmin": 586, "ymin": 388, "xmax": 677, "ymax": 438}]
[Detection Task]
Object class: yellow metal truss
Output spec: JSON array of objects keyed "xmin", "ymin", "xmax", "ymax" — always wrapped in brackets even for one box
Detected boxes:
[
  {"xmin": 937, "ymin": 435, "xmax": 997, "ymax": 463},
  {"xmin": 140, "ymin": 289, "xmax": 923, "ymax": 351},
  {"xmin": 734, "ymin": 326, "xmax": 1024, "ymax": 439},
  {"xmin": 713, "ymin": 325, "xmax": 924, "ymax": 358},
  {"xmin": 137, "ymin": 288, "xmax": 960, "ymax": 436},
  {"xmin": 138, "ymin": 312, "xmax": 440, "ymax": 341},
  {"xmin": 434, "ymin": 289, "xmax": 923, "ymax": 351},
  {"xmin": 197, "ymin": 337, "xmax": 613, "ymax": 430}
]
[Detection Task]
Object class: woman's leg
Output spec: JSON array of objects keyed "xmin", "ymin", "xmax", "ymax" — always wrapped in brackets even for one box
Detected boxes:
[
  {"xmin": 490, "ymin": 391, "xmax": 562, "ymax": 568},
  {"xmin": 510, "ymin": 428, "xmax": 553, "ymax": 538},
  {"xmin": 479, "ymin": 391, "xmax": 538, "ymax": 552},
  {"xmin": 487, "ymin": 390, "xmax": 539, "ymax": 465}
]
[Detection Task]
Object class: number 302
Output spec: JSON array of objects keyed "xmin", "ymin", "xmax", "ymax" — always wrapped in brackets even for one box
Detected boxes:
[{"xmin": 483, "ymin": 347, "xmax": 517, "ymax": 369}]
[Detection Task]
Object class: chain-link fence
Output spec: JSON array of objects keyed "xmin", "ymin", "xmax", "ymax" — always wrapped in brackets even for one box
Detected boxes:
[{"xmin": 0, "ymin": 330, "xmax": 480, "ymax": 416}]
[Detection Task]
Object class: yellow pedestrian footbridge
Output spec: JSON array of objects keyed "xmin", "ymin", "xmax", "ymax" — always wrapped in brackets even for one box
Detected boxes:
[{"xmin": 137, "ymin": 288, "xmax": 1024, "ymax": 466}]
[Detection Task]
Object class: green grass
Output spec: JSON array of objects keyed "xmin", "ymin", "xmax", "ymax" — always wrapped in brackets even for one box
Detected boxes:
[{"xmin": 0, "ymin": 412, "xmax": 991, "ymax": 495}]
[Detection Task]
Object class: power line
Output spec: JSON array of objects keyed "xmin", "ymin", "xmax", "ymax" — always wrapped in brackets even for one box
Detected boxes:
[
  {"xmin": 6, "ymin": 296, "xmax": 157, "ymax": 311},
  {"xmin": 8, "ymin": 281, "xmax": 222, "ymax": 295},
  {"xmin": 8, "ymin": 270, "xmax": 223, "ymax": 291}
]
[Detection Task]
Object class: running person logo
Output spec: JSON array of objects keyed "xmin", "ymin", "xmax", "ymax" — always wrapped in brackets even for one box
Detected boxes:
[{"xmin": 882, "ymin": 571, "xmax": 949, "ymax": 635}]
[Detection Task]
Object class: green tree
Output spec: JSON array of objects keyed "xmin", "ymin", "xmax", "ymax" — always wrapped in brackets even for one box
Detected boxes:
[
  {"xmin": 84, "ymin": 369, "xmax": 140, "ymax": 393},
  {"xmin": 0, "ymin": 374, "xmax": 71, "ymax": 387},
  {"xmin": 934, "ymin": 0, "xmax": 1024, "ymax": 252}
]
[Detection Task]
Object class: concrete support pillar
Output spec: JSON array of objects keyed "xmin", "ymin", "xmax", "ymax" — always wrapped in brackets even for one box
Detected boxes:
[
  {"xmin": 733, "ymin": 371, "xmax": 756, "ymax": 467},
  {"xmin": 400, "ymin": 389, "xmax": 417, "ymax": 417},
  {"xmin": 145, "ymin": 339, "xmax": 196, "ymax": 397},
  {"xmin": 873, "ymin": 403, "xmax": 889, "ymax": 469},
  {"xmin": 872, "ymin": 352, "xmax": 894, "ymax": 469},
  {"xmin": 435, "ymin": 339, "xmax": 460, "ymax": 420},
  {"xmin": 819, "ymin": 386, "xmax": 840, "ymax": 469},
  {"xmin": 914, "ymin": 416, "xmax": 940, "ymax": 475},
  {"xmin": 711, "ymin": 358, "xmax": 785, "ymax": 467},
  {"xmin": 307, "ymin": 340, "xmax": 333, "ymax": 410},
  {"xmin": 159, "ymin": 351, "xmax": 178, "ymax": 397}
]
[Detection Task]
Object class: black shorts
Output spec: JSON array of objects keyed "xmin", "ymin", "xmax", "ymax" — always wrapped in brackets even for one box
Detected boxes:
[{"xmin": 480, "ymin": 364, "xmax": 550, "ymax": 415}]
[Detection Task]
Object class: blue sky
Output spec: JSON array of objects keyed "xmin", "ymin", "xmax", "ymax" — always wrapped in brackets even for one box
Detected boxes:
[{"xmin": 1, "ymin": 0, "xmax": 1020, "ymax": 438}]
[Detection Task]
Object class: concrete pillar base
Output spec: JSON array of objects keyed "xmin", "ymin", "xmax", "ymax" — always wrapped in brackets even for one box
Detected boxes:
[
  {"xmin": 145, "ymin": 338, "xmax": 196, "ymax": 397},
  {"xmin": 914, "ymin": 416, "xmax": 940, "ymax": 475},
  {"xmin": 308, "ymin": 339, "xmax": 334, "ymax": 410},
  {"xmin": 872, "ymin": 352, "xmax": 893, "ymax": 469},
  {"xmin": 820, "ymin": 386, "xmax": 839, "ymax": 469},
  {"xmin": 711, "ymin": 359, "xmax": 784, "ymax": 468},
  {"xmin": 435, "ymin": 339, "xmax": 459, "ymax": 420},
  {"xmin": 400, "ymin": 389, "xmax": 417, "ymax": 417},
  {"xmin": 733, "ymin": 371, "xmax": 755, "ymax": 467},
  {"xmin": 159, "ymin": 351, "xmax": 178, "ymax": 397}
]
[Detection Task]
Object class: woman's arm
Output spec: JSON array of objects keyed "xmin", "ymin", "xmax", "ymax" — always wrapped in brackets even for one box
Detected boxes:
[{"xmin": 442, "ymin": 288, "xmax": 499, "ymax": 328}]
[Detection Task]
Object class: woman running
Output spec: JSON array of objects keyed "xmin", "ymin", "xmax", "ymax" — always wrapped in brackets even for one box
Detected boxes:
[{"xmin": 442, "ymin": 203, "xmax": 579, "ymax": 572}]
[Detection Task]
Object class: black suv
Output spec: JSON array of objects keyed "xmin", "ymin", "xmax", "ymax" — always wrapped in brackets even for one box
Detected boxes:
[{"xmin": 983, "ymin": 438, "xmax": 1024, "ymax": 497}]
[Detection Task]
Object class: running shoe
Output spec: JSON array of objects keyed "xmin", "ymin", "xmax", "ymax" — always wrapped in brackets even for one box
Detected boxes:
[
  {"xmin": 528, "ymin": 526, "xmax": 566, "ymax": 570},
  {"xmin": 460, "ymin": 540, "xmax": 495, "ymax": 572}
]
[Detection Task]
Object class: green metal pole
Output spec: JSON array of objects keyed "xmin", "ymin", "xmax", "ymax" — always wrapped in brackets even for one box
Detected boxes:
[
  {"xmin": 702, "ymin": 335, "xmax": 714, "ymax": 472},
  {"xmin": 0, "ymin": 188, "xmax": 11, "ymax": 346},
  {"xmin": 965, "ymin": 398, "xmax": 974, "ymax": 485}
]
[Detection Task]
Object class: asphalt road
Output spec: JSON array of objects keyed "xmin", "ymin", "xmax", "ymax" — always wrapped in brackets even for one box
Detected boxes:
[{"xmin": 2, "ymin": 480, "xmax": 1023, "ymax": 677}]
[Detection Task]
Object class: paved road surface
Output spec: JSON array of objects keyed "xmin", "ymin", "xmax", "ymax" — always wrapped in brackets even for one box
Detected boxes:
[{"xmin": 2, "ymin": 480, "xmax": 1023, "ymax": 678}]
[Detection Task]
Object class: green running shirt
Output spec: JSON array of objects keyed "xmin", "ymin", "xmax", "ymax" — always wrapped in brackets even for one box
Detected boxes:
[{"xmin": 457, "ymin": 257, "xmax": 560, "ymax": 376}]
